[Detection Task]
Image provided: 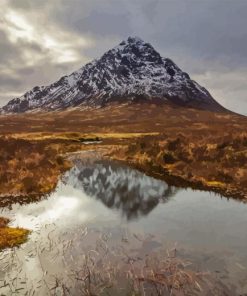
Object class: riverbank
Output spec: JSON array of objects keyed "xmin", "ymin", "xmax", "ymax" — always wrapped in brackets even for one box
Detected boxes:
[
  {"xmin": 110, "ymin": 156, "xmax": 246, "ymax": 201},
  {"xmin": 0, "ymin": 137, "xmax": 74, "ymax": 207},
  {"xmin": 107, "ymin": 132, "xmax": 247, "ymax": 201},
  {"xmin": 0, "ymin": 133, "xmax": 154, "ymax": 207},
  {"xmin": 0, "ymin": 104, "xmax": 246, "ymax": 207},
  {"xmin": 0, "ymin": 134, "xmax": 246, "ymax": 208}
]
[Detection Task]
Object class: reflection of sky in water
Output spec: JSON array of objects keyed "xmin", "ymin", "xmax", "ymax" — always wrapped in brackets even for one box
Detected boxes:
[
  {"xmin": 7, "ymin": 184, "xmax": 118, "ymax": 230},
  {"xmin": 1, "ymin": 159, "xmax": 247, "ymax": 295},
  {"xmin": 5, "ymin": 160, "xmax": 177, "ymax": 230},
  {"xmin": 13, "ymin": 194, "xmax": 85, "ymax": 229}
]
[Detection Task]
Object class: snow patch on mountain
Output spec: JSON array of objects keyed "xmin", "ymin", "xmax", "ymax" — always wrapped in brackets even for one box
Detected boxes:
[{"xmin": 1, "ymin": 36, "xmax": 223, "ymax": 113}]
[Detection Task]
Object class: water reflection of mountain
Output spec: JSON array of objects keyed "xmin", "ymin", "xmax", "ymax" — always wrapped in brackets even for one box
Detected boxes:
[{"xmin": 63, "ymin": 160, "xmax": 179, "ymax": 220}]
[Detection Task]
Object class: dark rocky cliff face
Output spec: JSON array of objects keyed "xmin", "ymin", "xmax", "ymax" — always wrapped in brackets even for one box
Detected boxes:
[{"xmin": 2, "ymin": 36, "xmax": 225, "ymax": 113}]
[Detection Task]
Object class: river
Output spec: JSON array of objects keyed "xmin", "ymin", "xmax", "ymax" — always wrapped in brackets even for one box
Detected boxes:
[{"xmin": 0, "ymin": 156, "xmax": 247, "ymax": 295}]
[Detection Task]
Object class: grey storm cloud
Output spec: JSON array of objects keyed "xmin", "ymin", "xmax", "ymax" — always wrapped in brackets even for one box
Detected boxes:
[
  {"xmin": 0, "ymin": 29, "xmax": 20, "ymax": 64},
  {"xmin": 49, "ymin": 0, "xmax": 247, "ymax": 65},
  {"xmin": 0, "ymin": 0, "xmax": 246, "ymax": 114}
]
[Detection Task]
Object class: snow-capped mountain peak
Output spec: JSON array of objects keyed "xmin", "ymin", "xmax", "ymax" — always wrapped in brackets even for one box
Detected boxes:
[{"xmin": 2, "ymin": 36, "xmax": 224, "ymax": 113}]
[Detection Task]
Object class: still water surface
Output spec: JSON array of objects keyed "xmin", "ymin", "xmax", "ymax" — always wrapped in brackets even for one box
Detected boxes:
[{"xmin": 1, "ymin": 157, "xmax": 247, "ymax": 295}]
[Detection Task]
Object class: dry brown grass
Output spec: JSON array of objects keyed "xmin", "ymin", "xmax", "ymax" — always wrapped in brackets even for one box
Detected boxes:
[
  {"xmin": 0, "ymin": 217, "xmax": 30, "ymax": 250},
  {"xmin": 0, "ymin": 137, "xmax": 73, "ymax": 206},
  {"xmin": 0, "ymin": 102, "xmax": 245, "ymax": 135},
  {"xmin": 51, "ymin": 231, "xmax": 208, "ymax": 296},
  {"xmin": 0, "ymin": 102, "xmax": 246, "ymax": 204},
  {"xmin": 108, "ymin": 131, "xmax": 247, "ymax": 199},
  {"xmin": 67, "ymin": 249, "xmax": 206, "ymax": 296}
]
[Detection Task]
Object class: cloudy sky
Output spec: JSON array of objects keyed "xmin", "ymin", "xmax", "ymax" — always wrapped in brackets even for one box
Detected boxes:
[{"xmin": 0, "ymin": 0, "xmax": 246, "ymax": 115}]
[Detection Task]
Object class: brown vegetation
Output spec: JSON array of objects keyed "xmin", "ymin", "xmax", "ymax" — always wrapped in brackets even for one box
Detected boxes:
[
  {"xmin": 52, "ymin": 231, "xmax": 209, "ymax": 295},
  {"xmin": 0, "ymin": 102, "xmax": 246, "ymax": 206},
  {"xmin": 109, "ymin": 131, "xmax": 247, "ymax": 199},
  {"xmin": 0, "ymin": 217, "xmax": 30, "ymax": 250},
  {"xmin": 0, "ymin": 137, "xmax": 73, "ymax": 206}
]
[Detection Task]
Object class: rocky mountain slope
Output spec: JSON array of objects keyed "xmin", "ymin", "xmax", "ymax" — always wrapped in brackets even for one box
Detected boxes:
[{"xmin": 1, "ymin": 36, "xmax": 225, "ymax": 113}]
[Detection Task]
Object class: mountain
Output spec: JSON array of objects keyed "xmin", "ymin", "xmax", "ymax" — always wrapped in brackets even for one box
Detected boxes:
[{"xmin": 1, "ymin": 36, "xmax": 225, "ymax": 113}]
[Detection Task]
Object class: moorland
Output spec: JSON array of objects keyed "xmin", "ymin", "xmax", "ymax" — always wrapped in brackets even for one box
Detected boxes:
[{"xmin": 0, "ymin": 102, "xmax": 246, "ymax": 209}]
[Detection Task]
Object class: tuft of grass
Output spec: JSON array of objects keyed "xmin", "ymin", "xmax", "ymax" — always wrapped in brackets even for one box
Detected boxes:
[{"xmin": 0, "ymin": 217, "xmax": 30, "ymax": 250}]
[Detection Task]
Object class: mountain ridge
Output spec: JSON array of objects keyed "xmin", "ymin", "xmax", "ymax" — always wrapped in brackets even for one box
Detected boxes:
[{"xmin": 1, "ymin": 36, "xmax": 225, "ymax": 113}]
